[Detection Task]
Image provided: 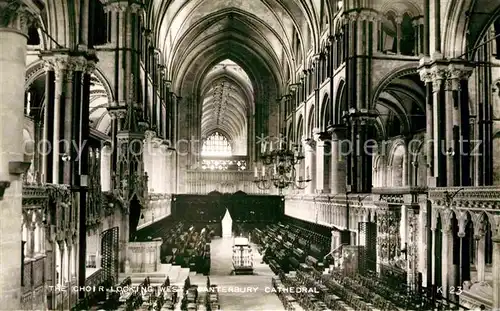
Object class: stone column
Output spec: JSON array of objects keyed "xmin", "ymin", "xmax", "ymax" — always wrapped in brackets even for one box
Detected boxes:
[
  {"xmin": 403, "ymin": 143, "xmax": 409, "ymax": 186},
  {"xmin": 441, "ymin": 209, "xmax": 453, "ymax": 299},
  {"xmin": 444, "ymin": 77, "xmax": 455, "ymax": 186},
  {"xmin": 447, "ymin": 63, "xmax": 473, "ymax": 186},
  {"xmin": 302, "ymin": 137, "xmax": 316, "ymax": 194},
  {"xmin": 41, "ymin": 63, "xmax": 55, "ymax": 183},
  {"xmin": 314, "ymin": 130, "xmax": 329, "ymax": 193},
  {"xmin": 472, "ymin": 215, "xmax": 486, "ymax": 283},
  {"xmin": 51, "ymin": 58, "xmax": 67, "ymax": 184},
  {"xmin": 0, "ymin": 1, "xmax": 38, "ymax": 308},
  {"xmin": 62, "ymin": 61, "xmax": 74, "ymax": 184},
  {"xmin": 395, "ymin": 16, "xmax": 402, "ymax": 54},
  {"xmin": 66, "ymin": 240, "xmax": 73, "ymax": 310},
  {"xmin": 328, "ymin": 125, "xmax": 346, "ymax": 194},
  {"xmin": 430, "ymin": 209, "xmax": 437, "ymax": 287},
  {"xmin": 153, "ymin": 137, "xmax": 163, "ymax": 192},
  {"xmin": 418, "ymin": 197, "xmax": 429, "ymax": 287},
  {"xmin": 419, "ymin": 66, "xmax": 435, "ymax": 185},
  {"xmin": 58, "ymin": 241, "xmax": 65, "ymax": 285}
]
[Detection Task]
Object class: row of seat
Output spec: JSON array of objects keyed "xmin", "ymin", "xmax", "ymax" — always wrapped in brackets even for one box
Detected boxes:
[
  {"xmin": 159, "ymin": 222, "xmax": 213, "ymax": 274},
  {"xmin": 335, "ymin": 271, "xmax": 430, "ymax": 310},
  {"xmin": 255, "ymin": 223, "xmax": 329, "ymax": 274},
  {"xmin": 254, "ymin": 223, "xmax": 399, "ymax": 311}
]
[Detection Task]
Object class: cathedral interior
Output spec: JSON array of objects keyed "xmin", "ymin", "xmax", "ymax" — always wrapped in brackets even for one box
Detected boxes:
[{"xmin": 1, "ymin": 0, "xmax": 500, "ymax": 310}]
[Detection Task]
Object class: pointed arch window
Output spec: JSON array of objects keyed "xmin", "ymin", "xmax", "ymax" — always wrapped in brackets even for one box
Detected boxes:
[{"xmin": 201, "ymin": 132, "xmax": 232, "ymax": 157}]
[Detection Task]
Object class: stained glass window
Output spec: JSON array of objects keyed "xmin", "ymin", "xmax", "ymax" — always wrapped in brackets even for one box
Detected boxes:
[{"xmin": 201, "ymin": 132, "xmax": 232, "ymax": 156}]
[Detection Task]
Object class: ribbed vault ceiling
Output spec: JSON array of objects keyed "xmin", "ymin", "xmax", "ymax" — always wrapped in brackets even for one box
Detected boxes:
[
  {"xmin": 152, "ymin": 0, "xmax": 320, "ymax": 82},
  {"xmin": 148, "ymin": 0, "xmax": 324, "ymax": 152},
  {"xmin": 201, "ymin": 60, "xmax": 252, "ymax": 139},
  {"xmin": 89, "ymin": 75, "xmax": 111, "ymax": 134}
]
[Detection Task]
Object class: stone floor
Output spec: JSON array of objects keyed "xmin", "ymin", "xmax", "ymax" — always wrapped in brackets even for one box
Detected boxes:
[{"xmin": 191, "ymin": 237, "xmax": 285, "ymax": 311}]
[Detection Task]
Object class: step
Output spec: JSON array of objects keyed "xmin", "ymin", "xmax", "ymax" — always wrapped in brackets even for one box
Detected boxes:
[
  {"xmin": 119, "ymin": 271, "xmax": 167, "ymax": 278},
  {"xmin": 176, "ymin": 268, "xmax": 190, "ymax": 284},
  {"xmin": 161, "ymin": 263, "xmax": 173, "ymax": 275},
  {"xmin": 189, "ymin": 271, "xmax": 197, "ymax": 277},
  {"xmin": 167, "ymin": 265, "xmax": 181, "ymax": 283}
]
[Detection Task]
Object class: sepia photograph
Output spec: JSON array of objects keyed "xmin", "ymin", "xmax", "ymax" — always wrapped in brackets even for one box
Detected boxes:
[{"xmin": 0, "ymin": 0, "xmax": 499, "ymax": 309}]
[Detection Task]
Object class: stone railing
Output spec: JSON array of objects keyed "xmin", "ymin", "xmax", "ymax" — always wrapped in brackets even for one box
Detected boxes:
[
  {"xmin": 126, "ymin": 239, "xmax": 163, "ymax": 273},
  {"xmin": 284, "ymin": 194, "xmax": 375, "ymax": 229},
  {"xmin": 137, "ymin": 193, "xmax": 172, "ymax": 229},
  {"xmin": 428, "ymin": 186, "xmax": 500, "ymax": 210},
  {"xmin": 21, "ymin": 255, "xmax": 46, "ymax": 310}
]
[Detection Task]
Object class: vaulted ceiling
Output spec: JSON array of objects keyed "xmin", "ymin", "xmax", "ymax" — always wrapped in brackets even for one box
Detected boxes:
[
  {"xmin": 200, "ymin": 60, "xmax": 252, "ymax": 155},
  {"xmin": 147, "ymin": 0, "xmax": 326, "ymax": 149},
  {"xmin": 151, "ymin": 0, "xmax": 322, "ymax": 88}
]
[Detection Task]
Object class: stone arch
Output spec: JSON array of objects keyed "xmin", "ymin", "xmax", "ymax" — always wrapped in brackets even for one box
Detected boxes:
[
  {"xmin": 372, "ymin": 155, "xmax": 386, "ymax": 187},
  {"xmin": 25, "ymin": 60, "xmax": 47, "ymax": 90},
  {"xmin": 307, "ymin": 104, "xmax": 315, "ymax": 137},
  {"xmin": 320, "ymin": 92, "xmax": 331, "ymax": 131},
  {"xmin": 334, "ymin": 79, "xmax": 347, "ymax": 124},
  {"xmin": 379, "ymin": 1, "xmax": 422, "ymax": 19},
  {"xmin": 296, "ymin": 114, "xmax": 304, "ymax": 143},
  {"xmin": 371, "ymin": 65, "xmax": 418, "ymax": 109},
  {"xmin": 388, "ymin": 139, "xmax": 406, "ymax": 187}
]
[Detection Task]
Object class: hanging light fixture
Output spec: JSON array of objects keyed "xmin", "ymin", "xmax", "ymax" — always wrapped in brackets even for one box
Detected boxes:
[
  {"xmin": 253, "ymin": 96, "xmax": 311, "ymax": 194},
  {"xmin": 253, "ymin": 138, "xmax": 310, "ymax": 194}
]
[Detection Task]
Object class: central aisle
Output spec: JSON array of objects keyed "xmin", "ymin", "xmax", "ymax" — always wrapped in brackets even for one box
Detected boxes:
[{"xmin": 192, "ymin": 237, "xmax": 285, "ymax": 310}]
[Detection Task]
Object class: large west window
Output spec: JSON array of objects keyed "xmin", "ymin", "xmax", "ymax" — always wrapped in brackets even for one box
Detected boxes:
[{"xmin": 201, "ymin": 132, "xmax": 232, "ymax": 157}]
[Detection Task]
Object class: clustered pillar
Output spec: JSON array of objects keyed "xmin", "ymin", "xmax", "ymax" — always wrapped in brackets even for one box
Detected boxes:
[{"xmin": 0, "ymin": 1, "xmax": 38, "ymax": 308}]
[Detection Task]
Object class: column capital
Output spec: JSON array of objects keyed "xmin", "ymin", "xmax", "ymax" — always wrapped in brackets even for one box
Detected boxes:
[
  {"xmin": 144, "ymin": 130, "xmax": 156, "ymax": 142},
  {"xmin": 107, "ymin": 105, "xmax": 127, "ymax": 119},
  {"xmin": 311, "ymin": 53, "xmax": 321, "ymax": 63},
  {"xmin": 288, "ymin": 83, "xmax": 300, "ymax": 93},
  {"xmin": 313, "ymin": 130, "xmax": 330, "ymax": 142},
  {"xmin": 440, "ymin": 208, "xmax": 454, "ymax": 233},
  {"xmin": 446, "ymin": 62, "xmax": 473, "ymax": 90},
  {"xmin": 302, "ymin": 137, "xmax": 315, "ymax": 150},
  {"xmin": 0, "ymin": 0, "xmax": 40, "ymax": 34},
  {"xmin": 104, "ymin": 1, "xmax": 144, "ymax": 13},
  {"xmin": 42, "ymin": 54, "xmax": 70, "ymax": 80},
  {"xmin": 326, "ymin": 124, "xmax": 347, "ymax": 139}
]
